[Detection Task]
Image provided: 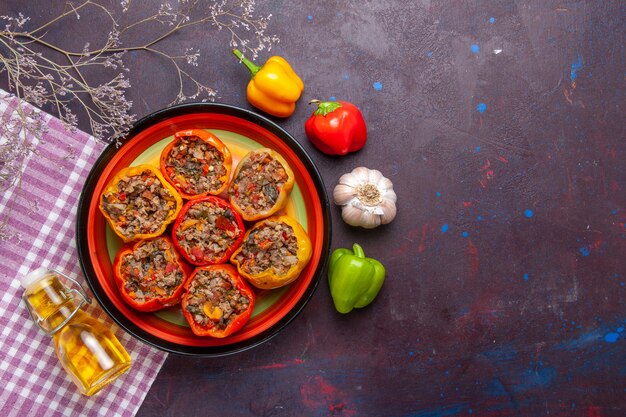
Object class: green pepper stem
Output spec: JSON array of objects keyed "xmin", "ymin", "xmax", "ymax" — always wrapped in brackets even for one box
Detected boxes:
[
  {"xmin": 352, "ymin": 243, "xmax": 365, "ymax": 258},
  {"xmin": 232, "ymin": 49, "xmax": 261, "ymax": 77},
  {"xmin": 312, "ymin": 100, "xmax": 342, "ymax": 116}
]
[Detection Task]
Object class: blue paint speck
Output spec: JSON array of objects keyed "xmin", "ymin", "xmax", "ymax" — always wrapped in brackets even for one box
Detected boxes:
[
  {"xmin": 524, "ymin": 209, "xmax": 534, "ymax": 218},
  {"xmin": 570, "ymin": 54, "xmax": 582, "ymax": 81},
  {"xmin": 489, "ymin": 17, "xmax": 495, "ymax": 24},
  {"xmin": 373, "ymin": 81, "xmax": 383, "ymax": 91},
  {"xmin": 343, "ymin": 73, "xmax": 350, "ymax": 80},
  {"xmin": 513, "ymin": 367, "xmax": 556, "ymax": 393},
  {"xmin": 436, "ymin": 191, "xmax": 441, "ymax": 198},
  {"xmin": 462, "ymin": 231, "xmax": 469, "ymax": 238},
  {"xmin": 409, "ymin": 351, "xmax": 415, "ymax": 357},
  {"xmin": 612, "ymin": 209, "xmax": 618, "ymax": 215},
  {"xmin": 329, "ymin": 96, "xmax": 336, "ymax": 101},
  {"xmin": 307, "ymin": 15, "xmax": 313, "ymax": 22},
  {"xmin": 475, "ymin": 146, "xmax": 481, "ymax": 152},
  {"xmin": 604, "ymin": 332, "xmax": 619, "ymax": 343},
  {"xmin": 477, "ymin": 215, "xmax": 483, "ymax": 221},
  {"xmin": 476, "ymin": 102, "xmax": 487, "ymax": 113},
  {"xmin": 617, "ymin": 327, "xmax": 624, "ymax": 333},
  {"xmin": 523, "ymin": 273, "xmax": 529, "ymax": 281},
  {"xmin": 426, "ymin": 51, "xmax": 433, "ymax": 57},
  {"xmin": 579, "ymin": 246, "xmax": 591, "ymax": 257},
  {"xmin": 470, "ymin": 44, "xmax": 480, "ymax": 54},
  {"xmin": 441, "ymin": 223, "xmax": 449, "ymax": 233}
]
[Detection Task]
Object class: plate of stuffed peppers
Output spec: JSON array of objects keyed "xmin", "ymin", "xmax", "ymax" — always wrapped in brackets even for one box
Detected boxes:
[{"xmin": 76, "ymin": 103, "xmax": 331, "ymax": 356}]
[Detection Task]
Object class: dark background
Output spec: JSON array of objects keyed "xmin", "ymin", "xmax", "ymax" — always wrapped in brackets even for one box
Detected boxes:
[{"xmin": 2, "ymin": 1, "xmax": 625, "ymax": 416}]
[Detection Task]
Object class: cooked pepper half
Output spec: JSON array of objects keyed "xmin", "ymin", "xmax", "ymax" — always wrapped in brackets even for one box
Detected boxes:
[
  {"xmin": 99, "ymin": 164, "xmax": 183, "ymax": 242},
  {"xmin": 160, "ymin": 129, "xmax": 232, "ymax": 199},
  {"xmin": 182, "ymin": 264, "xmax": 255, "ymax": 338},
  {"xmin": 228, "ymin": 148, "xmax": 295, "ymax": 221},
  {"xmin": 113, "ymin": 236, "xmax": 192, "ymax": 312},
  {"xmin": 172, "ymin": 196, "xmax": 245, "ymax": 266},
  {"xmin": 232, "ymin": 49, "xmax": 304, "ymax": 118},
  {"xmin": 328, "ymin": 243, "xmax": 385, "ymax": 314},
  {"xmin": 230, "ymin": 215, "xmax": 312, "ymax": 289}
]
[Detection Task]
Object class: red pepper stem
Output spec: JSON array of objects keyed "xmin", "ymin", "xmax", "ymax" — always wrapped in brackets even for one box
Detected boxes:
[
  {"xmin": 313, "ymin": 100, "xmax": 343, "ymax": 117},
  {"xmin": 232, "ymin": 49, "xmax": 261, "ymax": 77},
  {"xmin": 352, "ymin": 243, "xmax": 365, "ymax": 258}
]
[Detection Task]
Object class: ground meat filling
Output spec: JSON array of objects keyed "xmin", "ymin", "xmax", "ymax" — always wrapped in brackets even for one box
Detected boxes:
[
  {"xmin": 229, "ymin": 151, "xmax": 289, "ymax": 216},
  {"xmin": 234, "ymin": 220, "xmax": 299, "ymax": 276},
  {"xmin": 120, "ymin": 238, "xmax": 184, "ymax": 304},
  {"xmin": 175, "ymin": 201, "xmax": 241, "ymax": 263},
  {"xmin": 101, "ymin": 170, "xmax": 177, "ymax": 238},
  {"xmin": 164, "ymin": 136, "xmax": 227, "ymax": 195},
  {"xmin": 185, "ymin": 269, "xmax": 250, "ymax": 329}
]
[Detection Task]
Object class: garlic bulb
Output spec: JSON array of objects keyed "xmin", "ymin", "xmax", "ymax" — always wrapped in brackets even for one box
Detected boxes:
[{"xmin": 333, "ymin": 167, "xmax": 397, "ymax": 229}]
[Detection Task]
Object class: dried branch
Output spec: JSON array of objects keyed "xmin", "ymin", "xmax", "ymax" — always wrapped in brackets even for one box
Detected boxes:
[{"xmin": 0, "ymin": 0, "xmax": 278, "ymax": 241}]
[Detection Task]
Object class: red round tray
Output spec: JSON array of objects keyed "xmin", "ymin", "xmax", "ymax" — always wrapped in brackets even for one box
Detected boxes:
[{"xmin": 76, "ymin": 103, "xmax": 331, "ymax": 356}]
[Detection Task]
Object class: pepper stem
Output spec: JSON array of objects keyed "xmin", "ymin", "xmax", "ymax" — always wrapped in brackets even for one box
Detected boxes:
[
  {"xmin": 311, "ymin": 100, "xmax": 343, "ymax": 116},
  {"xmin": 352, "ymin": 243, "xmax": 365, "ymax": 258},
  {"xmin": 232, "ymin": 49, "xmax": 261, "ymax": 77}
]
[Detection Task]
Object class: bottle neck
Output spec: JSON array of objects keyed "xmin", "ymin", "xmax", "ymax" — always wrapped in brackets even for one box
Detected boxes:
[{"xmin": 23, "ymin": 275, "xmax": 83, "ymax": 335}]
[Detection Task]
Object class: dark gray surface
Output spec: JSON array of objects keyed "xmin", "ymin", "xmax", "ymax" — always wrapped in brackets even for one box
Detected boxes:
[{"xmin": 2, "ymin": 1, "xmax": 625, "ymax": 416}]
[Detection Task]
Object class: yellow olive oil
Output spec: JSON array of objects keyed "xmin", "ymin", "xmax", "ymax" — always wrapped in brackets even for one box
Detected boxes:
[{"xmin": 22, "ymin": 269, "xmax": 132, "ymax": 396}]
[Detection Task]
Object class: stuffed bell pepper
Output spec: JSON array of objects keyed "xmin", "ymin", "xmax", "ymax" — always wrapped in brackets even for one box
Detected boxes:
[
  {"xmin": 160, "ymin": 129, "xmax": 232, "ymax": 199},
  {"xmin": 100, "ymin": 164, "xmax": 183, "ymax": 242},
  {"xmin": 228, "ymin": 148, "xmax": 294, "ymax": 221},
  {"xmin": 230, "ymin": 215, "xmax": 312, "ymax": 289},
  {"xmin": 172, "ymin": 196, "xmax": 245, "ymax": 266},
  {"xmin": 113, "ymin": 236, "xmax": 192, "ymax": 312},
  {"xmin": 182, "ymin": 264, "xmax": 255, "ymax": 338}
]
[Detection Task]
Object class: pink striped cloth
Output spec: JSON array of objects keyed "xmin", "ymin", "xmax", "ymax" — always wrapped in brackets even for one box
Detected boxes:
[{"xmin": 0, "ymin": 90, "xmax": 167, "ymax": 417}]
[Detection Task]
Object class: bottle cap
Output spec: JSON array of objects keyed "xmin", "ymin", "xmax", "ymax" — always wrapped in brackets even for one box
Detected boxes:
[{"xmin": 20, "ymin": 267, "xmax": 51, "ymax": 289}]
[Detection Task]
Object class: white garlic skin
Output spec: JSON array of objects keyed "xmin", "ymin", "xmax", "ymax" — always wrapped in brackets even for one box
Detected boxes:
[{"xmin": 333, "ymin": 167, "xmax": 397, "ymax": 229}]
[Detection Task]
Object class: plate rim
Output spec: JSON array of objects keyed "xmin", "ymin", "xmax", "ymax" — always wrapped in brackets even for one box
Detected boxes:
[{"xmin": 76, "ymin": 102, "xmax": 332, "ymax": 356}]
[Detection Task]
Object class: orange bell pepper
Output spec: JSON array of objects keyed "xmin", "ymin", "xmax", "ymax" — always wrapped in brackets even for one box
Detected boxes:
[{"xmin": 160, "ymin": 129, "xmax": 232, "ymax": 199}]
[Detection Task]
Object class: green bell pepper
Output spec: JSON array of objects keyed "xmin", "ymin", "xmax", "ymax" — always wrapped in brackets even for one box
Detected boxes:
[{"xmin": 328, "ymin": 243, "xmax": 386, "ymax": 313}]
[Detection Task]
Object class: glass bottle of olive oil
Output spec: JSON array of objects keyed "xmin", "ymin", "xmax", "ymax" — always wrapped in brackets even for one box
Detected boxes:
[{"xmin": 21, "ymin": 268, "xmax": 132, "ymax": 396}]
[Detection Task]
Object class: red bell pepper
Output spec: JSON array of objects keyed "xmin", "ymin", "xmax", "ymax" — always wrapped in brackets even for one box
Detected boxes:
[
  {"xmin": 112, "ymin": 236, "xmax": 192, "ymax": 312},
  {"xmin": 304, "ymin": 100, "xmax": 367, "ymax": 155},
  {"xmin": 172, "ymin": 196, "xmax": 245, "ymax": 266},
  {"xmin": 159, "ymin": 129, "xmax": 232, "ymax": 199},
  {"xmin": 182, "ymin": 264, "xmax": 255, "ymax": 337}
]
